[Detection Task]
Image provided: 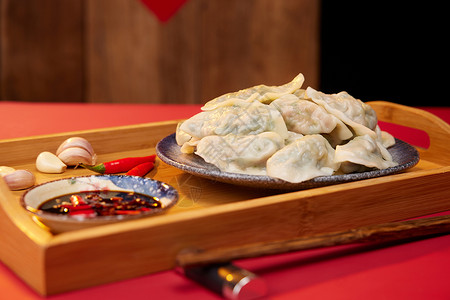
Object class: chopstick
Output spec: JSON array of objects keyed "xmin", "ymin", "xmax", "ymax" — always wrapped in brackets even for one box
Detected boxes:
[{"xmin": 177, "ymin": 214, "xmax": 450, "ymax": 267}]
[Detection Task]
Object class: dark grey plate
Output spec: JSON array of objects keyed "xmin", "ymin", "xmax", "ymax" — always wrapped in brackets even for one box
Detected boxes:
[{"xmin": 156, "ymin": 133, "xmax": 420, "ymax": 190}]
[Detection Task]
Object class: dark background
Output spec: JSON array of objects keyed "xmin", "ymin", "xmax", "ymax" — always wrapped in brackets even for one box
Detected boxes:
[{"xmin": 320, "ymin": 2, "xmax": 446, "ymax": 106}]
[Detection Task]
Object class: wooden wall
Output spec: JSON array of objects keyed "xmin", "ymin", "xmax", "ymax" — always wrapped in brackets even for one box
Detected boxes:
[
  {"xmin": 0, "ymin": 0, "xmax": 84, "ymax": 102},
  {"xmin": 0, "ymin": 0, "xmax": 320, "ymax": 104}
]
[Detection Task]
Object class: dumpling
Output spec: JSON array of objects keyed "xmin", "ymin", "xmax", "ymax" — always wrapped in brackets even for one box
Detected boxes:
[
  {"xmin": 270, "ymin": 94, "xmax": 353, "ymax": 141},
  {"xmin": 195, "ymin": 132, "xmax": 285, "ymax": 175},
  {"xmin": 202, "ymin": 73, "xmax": 305, "ymax": 110},
  {"xmin": 271, "ymin": 94, "xmax": 335, "ymax": 134},
  {"xmin": 334, "ymin": 134, "xmax": 398, "ymax": 173},
  {"xmin": 179, "ymin": 98, "xmax": 289, "ymax": 140},
  {"xmin": 285, "ymin": 131, "xmax": 304, "ymax": 145},
  {"xmin": 175, "ymin": 73, "xmax": 399, "ymax": 183},
  {"xmin": 176, "ymin": 122, "xmax": 192, "ymax": 146},
  {"xmin": 292, "ymin": 88, "xmax": 306, "ymax": 98},
  {"xmin": 375, "ymin": 125, "xmax": 396, "ymax": 148},
  {"xmin": 266, "ymin": 135, "xmax": 339, "ymax": 183},
  {"xmin": 305, "ymin": 87, "xmax": 378, "ymax": 138}
]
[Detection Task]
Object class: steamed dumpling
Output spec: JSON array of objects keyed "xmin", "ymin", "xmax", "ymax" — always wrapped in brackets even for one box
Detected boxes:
[
  {"xmin": 195, "ymin": 132, "xmax": 285, "ymax": 175},
  {"xmin": 176, "ymin": 122, "xmax": 192, "ymax": 145},
  {"xmin": 375, "ymin": 125, "xmax": 396, "ymax": 148},
  {"xmin": 270, "ymin": 94, "xmax": 353, "ymax": 141},
  {"xmin": 202, "ymin": 73, "xmax": 305, "ymax": 110},
  {"xmin": 174, "ymin": 72, "xmax": 399, "ymax": 184},
  {"xmin": 266, "ymin": 135, "xmax": 339, "ymax": 183},
  {"xmin": 305, "ymin": 87, "xmax": 378, "ymax": 138},
  {"xmin": 334, "ymin": 134, "xmax": 398, "ymax": 173},
  {"xmin": 179, "ymin": 98, "xmax": 288, "ymax": 140},
  {"xmin": 285, "ymin": 131, "xmax": 304, "ymax": 145},
  {"xmin": 271, "ymin": 94, "xmax": 336, "ymax": 134}
]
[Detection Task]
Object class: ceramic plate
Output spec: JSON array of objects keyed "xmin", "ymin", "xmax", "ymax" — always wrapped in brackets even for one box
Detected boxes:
[
  {"xmin": 156, "ymin": 133, "xmax": 419, "ymax": 190},
  {"xmin": 21, "ymin": 175, "xmax": 178, "ymax": 233}
]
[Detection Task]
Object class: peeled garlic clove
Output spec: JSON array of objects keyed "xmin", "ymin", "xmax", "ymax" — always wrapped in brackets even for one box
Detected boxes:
[
  {"xmin": 56, "ymin": 137, "xmax": 95, "ymax": 156},
  {"xmin": 3, "ymin": 169, "xmax": 35, "ymax": 190},
  {"xmin": 36, "ymin": 151, "xmax": 67, "ymax": 173},
  {"xmin": 0, "ymin": 166, "xmax": 16, "ymax": 176},
  {"xmin": 57, "ymin": 147, "xmax": 97, "ymax": 166}
]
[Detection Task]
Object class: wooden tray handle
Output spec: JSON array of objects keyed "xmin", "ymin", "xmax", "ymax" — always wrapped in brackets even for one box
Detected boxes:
[{"xmin": 369, "ymin": 101, "xmax": 450, "ymax": 165}]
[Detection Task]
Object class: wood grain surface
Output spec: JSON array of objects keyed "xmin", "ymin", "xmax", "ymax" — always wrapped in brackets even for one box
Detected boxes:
[
  {"xmin": 176, "ymin": 214, "xmax": 450, "ymax": 267},
  {"xmin": 0, "ymin": 0, "xmax": 320, "ymax": 103},
  {"xmin": 0, "ymin": 0, "xmax": 84, "ymax": 102}
]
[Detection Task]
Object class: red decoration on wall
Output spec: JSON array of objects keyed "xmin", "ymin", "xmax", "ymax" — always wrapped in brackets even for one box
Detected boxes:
[{"xmin": 140, "ymin": 0, "xmax": 188, "ymax": 22}]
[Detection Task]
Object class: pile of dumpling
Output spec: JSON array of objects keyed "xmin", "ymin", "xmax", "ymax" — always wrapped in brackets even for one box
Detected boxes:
[{"xmin": 175, "ymin": 73, "xmax": 397, "ymax": 183}]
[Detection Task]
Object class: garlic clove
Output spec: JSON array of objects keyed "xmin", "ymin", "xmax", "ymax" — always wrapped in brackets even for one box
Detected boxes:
[
  {"xmin": 36, "ymin": 151, "xmax": 67, "ymax": 173},
  {"xmin": 0, "ymin": 166, "xmax": 16, "ymax": 176},
  {"xmin": 57, "ymin": 147, "xmax": 97, "ymax": 166},
  {"xmin": 3, "ymin": 169, "xmax": 36, "ymax": 190},
  {"xmin": 56, "ymin": 137, "xmax": 95, "ymax": 156}
]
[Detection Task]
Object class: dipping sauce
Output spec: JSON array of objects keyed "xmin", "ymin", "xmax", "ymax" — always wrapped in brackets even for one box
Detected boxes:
[{"xmin": 38, "ymin": 191, "xmax": 161, "ymax": 217}]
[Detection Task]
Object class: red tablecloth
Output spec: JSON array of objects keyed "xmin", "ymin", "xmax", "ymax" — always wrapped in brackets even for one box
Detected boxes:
[{"xmin": 1, "ymin": 101, "xmax": 450, "ymax": 300}]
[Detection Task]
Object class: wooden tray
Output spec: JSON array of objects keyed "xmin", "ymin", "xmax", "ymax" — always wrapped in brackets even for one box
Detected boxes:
[{"xmin": 0, "ymin": 101, "xmax": 449, "ymax": 296}]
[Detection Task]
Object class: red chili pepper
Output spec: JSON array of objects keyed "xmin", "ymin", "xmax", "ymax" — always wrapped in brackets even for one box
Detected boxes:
[
  {"xmin": 125, "ymin": 162, "xmax": 154, "ymax": 176},
  {"xmin": 61, "ymin": 204, "xmax": 92, "ymax": 211},
  {"xmin": 115, "ymin": 210, "xmax": 141, "ymax": 215},
  {"xmin": 70, "ymin": 195, "xmax": 87, "ymax": 206},
  {"xmin": 68, "ymin": 209, "xmax": 96, "ymax": 217},
  {"xmin": 81, "ymin": 155, "xmax": 156, "ymax": 174}
]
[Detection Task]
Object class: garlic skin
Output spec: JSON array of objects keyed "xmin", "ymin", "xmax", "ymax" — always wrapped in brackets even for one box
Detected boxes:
[
  {"xmin": 56, "ymin": 137, "xmax": 95, "ymax": 156},
  {"xmin": 3, "ymin": 169, "xmax": 36, "ymax": 190},
  {"xmin": 57, "ymin": 147, "xmax": 97, "ymax": 166},
  {"xmin": 36, "ymin": 151, "xmax": 67, "ymax": 173},
  {"xmin": 0, "ymin": 166, "xmax": 16, "ymax": 176}
]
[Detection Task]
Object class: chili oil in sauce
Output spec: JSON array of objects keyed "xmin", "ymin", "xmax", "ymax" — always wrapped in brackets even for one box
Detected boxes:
[{"xmin": 38, "ymin": 191, "xmax": 161, "ymax": 217}]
